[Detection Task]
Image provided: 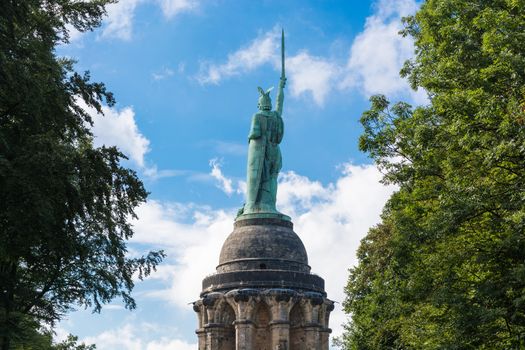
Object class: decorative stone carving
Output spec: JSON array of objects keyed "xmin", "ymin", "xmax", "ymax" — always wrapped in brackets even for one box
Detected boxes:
[{"xmin": 194, "ymin": 288, "xmax": 333, "ymax": 350}]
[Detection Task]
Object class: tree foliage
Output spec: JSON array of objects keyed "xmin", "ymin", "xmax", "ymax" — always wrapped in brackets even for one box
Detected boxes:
[
  {"xmin": 0, "ymin": 0, "xmax": 164, "ymax": 348},
  {"xmin": 10, "ymin": 321, "xmax": 95, "ymax": 350},
  {"xmin": 342, "ymin": 0, "xmax": 525, "ymax": 349}
]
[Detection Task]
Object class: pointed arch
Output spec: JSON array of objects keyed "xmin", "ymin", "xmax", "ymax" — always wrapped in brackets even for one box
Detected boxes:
[
  {"xmin": 289, "ymin": 302, "xmax": 306, "ymax": 350},
  {"xmin": 214, "ymin": 299, "xmax": 236, "ymax": 350}
]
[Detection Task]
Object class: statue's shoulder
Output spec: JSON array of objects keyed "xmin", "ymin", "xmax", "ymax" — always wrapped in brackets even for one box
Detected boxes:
[
  {"xmin": 269, "ymin": 110, "xmax": 281, "ymax": 118},
  {"xmin": 250, "ymin": 113, "xmax": 258, "ymax": 123},
  {"xmin": 252, "ymin": 111, "xmax": 268, "ymax": 120}
]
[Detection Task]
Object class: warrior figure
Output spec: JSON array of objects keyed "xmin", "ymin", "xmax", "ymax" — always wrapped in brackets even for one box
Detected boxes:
[{"xmin": 240, "ymin": 30, "xmax": 286, "ymax": 216}]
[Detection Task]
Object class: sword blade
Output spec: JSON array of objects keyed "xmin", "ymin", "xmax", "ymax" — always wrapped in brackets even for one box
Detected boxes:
[{"xmin": 281, "ymin": 29, "xmax": 285, "ymax": 79}]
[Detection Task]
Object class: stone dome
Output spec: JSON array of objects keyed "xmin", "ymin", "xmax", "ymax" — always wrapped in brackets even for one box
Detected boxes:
[
  {"xmin": 217, "ymin": 217, "xmax": 310, "ymax": 273},
  {"xmin": 201, "ymin": 217, "xmax": 325, "ymax": 295}
]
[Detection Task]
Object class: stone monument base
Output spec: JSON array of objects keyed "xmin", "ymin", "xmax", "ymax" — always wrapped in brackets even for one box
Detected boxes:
[
  {"xmin": 195, "ymin": 217, "xmax": 333, "ymax": 350},
  {"xmin": 194, "ymin": 288, "xmax": 333, "ymax": 350},
  {"xmin": 236, "ymin": 211, "xmax": 291, "ymax": 222}
]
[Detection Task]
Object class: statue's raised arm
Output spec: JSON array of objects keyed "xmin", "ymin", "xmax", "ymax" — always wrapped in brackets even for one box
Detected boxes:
[
  {"xmin": 275, "ymin": 78, "xmax": 285, "ymax": 117},
  {"xmin": 276, "ymin": 30, "xmax": 286, "ymax": 117}
]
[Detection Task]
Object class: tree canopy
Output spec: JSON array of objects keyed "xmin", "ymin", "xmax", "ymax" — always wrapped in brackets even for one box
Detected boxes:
[
  {"xmin": 10, "ymin": 323, "xmax": 95, "ymax": 350},
  {"xmin": 341, "ymin": 0, "xmax": 525, "ymax": 349},
  {"xmin": 0, "ymin": 0, "xmax": 163, "ymax": 348}
]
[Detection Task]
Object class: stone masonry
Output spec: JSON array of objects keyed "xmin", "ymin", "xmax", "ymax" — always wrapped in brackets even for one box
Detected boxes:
[{"xmin": 194, "ymin": 217, "xmax": 333, "ymax": 350}]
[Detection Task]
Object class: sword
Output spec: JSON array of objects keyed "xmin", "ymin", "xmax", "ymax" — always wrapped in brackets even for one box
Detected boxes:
[{"xmin": 281, "ymin": 29, "xmax": 285, "ymax": 82}]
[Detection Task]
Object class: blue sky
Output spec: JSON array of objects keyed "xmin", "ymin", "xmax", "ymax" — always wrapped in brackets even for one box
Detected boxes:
[{"xmin": 56, "ymin": 0, "xmax": 424, "ymax": 348}]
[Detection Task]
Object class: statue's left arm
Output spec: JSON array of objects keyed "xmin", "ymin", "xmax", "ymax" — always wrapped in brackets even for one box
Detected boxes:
[{"xmin": 248, "ymin": 114, "xmax": 261, "ymax": 141}]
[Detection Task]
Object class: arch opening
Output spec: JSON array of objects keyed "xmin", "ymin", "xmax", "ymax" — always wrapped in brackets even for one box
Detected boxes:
[
  {"xmin": 289, "ymin": 303, "xmax": 306, "ymax": 350},
  {"xmin": 217, "ymin": 301, "xmax": 235, "ymax": 350}
]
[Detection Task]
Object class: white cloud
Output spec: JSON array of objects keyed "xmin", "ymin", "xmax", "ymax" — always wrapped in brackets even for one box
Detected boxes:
[
  {"xmin": 83, "ymin": 324, "xmax": 141, "ymax": 350},
  {"xmin": 146, "ymin": 338, "xmax": 196, "ymax": 350},
  {"xmin": 101, "ymin": 0, "xmax": 142, "ymax": 40},
  {"xmin": 78, "ymin": 100, "xmax": 191, "ymax": 179},
  {"xmin": 197, "ymin": 28, "xmax": 281, "ymax": 84},
  {"xmin": 100, "ymin": 0, "xmax": 198, "ymax": 41},
  {"xmin": 132, "ymin": 200, "xmax": 215, "ymax": 249},
  {"xmin": 280, "ymin": 165, "xmax": 396, "ymax": 336},
  {"xmin": 341, "ymin": 0, "xmax": 425, "ymax": 102},
  {"xmin": 158, "ymin": 0, "xmax": 198, "ymax": 19},
  {"xmin": 83, "ymin": 324, "xmax": 196, "ymax": 350},
  {"xmin": 197, "ymin": 28, "xmax": 339, "ymax": 106},
  {"xmin": 198, "ymin": 0, "xmax": 426, "ymax": 106},
  {"xmin": 277, "ymin": 171, "xmax": 330, "ymax": 212},
  {"xmin": 208, "ymin": 158, "xmax": 245, "ymax": 196},
  {"xmin": 209, "ymin": 158, "xmax": 234, "ymax": 195},
  {"xmin": 143, "ymin": 166, "xmax": 189, "ymax": 180},
  {"xmin": 63, "ymin": 24, "xmax": 84, "ymax": 43},
  {"xmin": 129, "ymin": 163, "xmax": 395, "ymax": 340},
  {"xmin": 152, "ymin": 63, "xmax": 186, "ymax": 81},
  {"xmin": 375, "ymin": 0, "xmax": 418, "ymax": 19},
  {"xmin": 52, "ymin": 325, "xmax": 70, "ymax": 343},
  {"xmin": 287, "ymin": 51, "xmax": 339, "ymax": 106},
  {"xmin": 152, "ymin": 68, "xmax": 175, "ymax": 81},
  {"xmin": 130, "ymin": 200, "xmax": 234, "ymax": 307},
  {"xmin": 89, "ymin": 104, "xmax": 151, "ymax": 168}
]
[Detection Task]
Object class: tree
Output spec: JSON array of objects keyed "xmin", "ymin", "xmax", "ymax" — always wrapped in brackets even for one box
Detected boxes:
[
  {"xmin": 9, "ymin": 321, "xmax": 95, "ymax": 350},
  {"xmin": 0, "ymin": 1, "xmax": 164, "ymax": 348},
  {"xmin": 342, "ymin": 0, "xmax": 525, "ymax": 348},
  {"xmin": 53, "ymin": 335, "xmax": 95, "ymax": 350}
]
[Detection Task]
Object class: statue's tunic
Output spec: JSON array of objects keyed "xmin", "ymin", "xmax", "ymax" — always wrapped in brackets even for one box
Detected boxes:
[{"xmin": 245, "ymin": 109, "xmax": 283, "ymax": 213}]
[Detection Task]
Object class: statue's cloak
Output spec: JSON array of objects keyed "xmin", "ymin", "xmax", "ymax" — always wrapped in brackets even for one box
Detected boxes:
[
  {"xmin": 245, "ymin": 110, "xmax": 283, "ymax": 212},
  {"xmin": 246, "ymin": 112, "xmax": 268, "ymax": 207}
]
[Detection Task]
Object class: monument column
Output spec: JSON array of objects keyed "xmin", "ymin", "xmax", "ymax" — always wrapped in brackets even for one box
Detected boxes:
[
  {"xmin": 193, "ymin": 301, "xmax": 207, "ymax": 350},
  {"xmin": 193, "ymin": 30, "xmax": 333, "ymax": 350},
  {"xmin": 270, "ymin": 321, "xmax": 289, "ymax": 350},
  {"xmin": 269, "ymin": 292, "xmax": 294, "ymax": 350},
  {"xmin": 320, "ymin": 303, "xmax": 335, "ymax": 350},
  {"xmin": 231, "ymin": 292, "xmax": 256, "ymax": 350},
  {"xmin": 234, "ymin": 320, "xmax": 254, "ymax": 350}
]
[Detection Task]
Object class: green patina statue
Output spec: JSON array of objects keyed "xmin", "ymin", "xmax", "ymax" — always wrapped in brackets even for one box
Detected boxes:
[{"xmin": 238, "ymin": 30, "xmax": 289, "ymax": 220}]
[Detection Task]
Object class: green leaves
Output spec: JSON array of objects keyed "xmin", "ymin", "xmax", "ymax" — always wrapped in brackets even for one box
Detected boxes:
[
  {"xmin": 342, "ymin": 0, "xmax": 525, "ymax": 349},
  {"xmin": 0, "ymin": 0, "xmax": 163, "ymax": 348}
]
